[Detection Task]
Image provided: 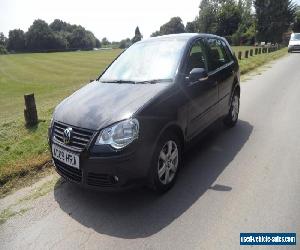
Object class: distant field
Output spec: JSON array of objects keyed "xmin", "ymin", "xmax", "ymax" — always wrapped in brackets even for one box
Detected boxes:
[{"xmin": 0, "ymin": 46, "xmax": 287, "ymax": 196}]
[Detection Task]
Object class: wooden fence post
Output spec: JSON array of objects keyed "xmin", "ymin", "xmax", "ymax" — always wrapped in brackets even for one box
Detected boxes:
[
  {"xmin": 255, "ymin": 48, "xmax": 258, "ymax": 55},
  {"xmin": 24, "ymin": 93, "xmax": 38, "ymax": 126},
  {"xmin": 250, "ymin": 49, "xmax": 253, "ymax": 56},
  {"xmin": 245, "ymin": 50, "xmax": 249, "ymax": 58},
  {"xmin": 238, "ymin": 51, "xmax": 242, "ymax": 60},
  {"xmin": 258, "ymin": 48, "xmax": 262, "ymax": 54}
]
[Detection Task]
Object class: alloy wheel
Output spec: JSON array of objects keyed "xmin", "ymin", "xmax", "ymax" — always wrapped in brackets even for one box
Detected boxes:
[
  {"xmin": 157, "ymin": 140, "xmax": 179, "ymax": 185},
  {"xmin": 231, "ymin": 95, "xmax": 239, "ymax": 122}
]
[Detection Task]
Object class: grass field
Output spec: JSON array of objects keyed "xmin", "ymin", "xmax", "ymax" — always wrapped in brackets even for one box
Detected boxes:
[
  {"xmin": 0, "ymin": 49, "xmax": 122, "ymax": 194},
  {"xmin": 0, "ymin": 46, "xmax": 287, "ymax": 196}
]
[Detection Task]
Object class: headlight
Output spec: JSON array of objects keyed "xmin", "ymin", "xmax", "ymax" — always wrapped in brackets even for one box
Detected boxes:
[{"xmin": 95, "ymin": 118, "xmax": 139, "ymax": 149}]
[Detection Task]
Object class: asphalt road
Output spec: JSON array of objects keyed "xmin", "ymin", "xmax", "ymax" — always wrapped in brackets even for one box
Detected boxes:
[{"xmin": 1, "ymin": 53, "xmax": 300, "ymax": 250}]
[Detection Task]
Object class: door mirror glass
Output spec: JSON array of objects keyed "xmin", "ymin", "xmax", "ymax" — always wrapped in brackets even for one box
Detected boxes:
[{"xmin": 188, "ymin": 68, "xmax": 208, "ymax": 84}]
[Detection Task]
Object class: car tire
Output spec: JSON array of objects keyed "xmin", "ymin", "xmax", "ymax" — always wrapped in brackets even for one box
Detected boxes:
[
  {"xmin": 148, "ymin": 132, "xmax": 182, "ymax": 193},
  {"xmin": 224, "ymin": 90, "xmax": 240, "ymax": 128}
]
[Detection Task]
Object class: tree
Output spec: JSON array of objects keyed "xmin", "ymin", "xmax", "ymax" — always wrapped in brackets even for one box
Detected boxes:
[
  {"xmin": 255, "ymin": 0, "xmax": 296, "ymax": 43},
  {"xmin": 49, "ymin": 19, "xmax": 98, "ymax": 50},
  {"xmin": 95, "ymin": 38, "xmax": 101, "ymax": 48},
  {"xmin": 151, "ymin": 17, "xmax": 185, "ymax": 37},
  {"xmin": 52, "ymin": 33, "xmax": 69, "ymax": 49},
  {"xmin": 49, "ymin": 19, "xmax": 70, "ymax": 32},
  {"xmin": 7, "ymin": 29, "xmax": 26, "ymax": 51},
  {"xmin": 292, "ymin": 9, "xmax": 300, "ymax": 32},
  {"xmin": 197, "ymin": 0, "xmax": 219, "ymax": 33},
  {"xmin": 230, "ymin": 0, "xmax": 255, "ymax": 45},
  {"xmin": 68, "ymin": 27, "xmax": 96, "ymax": 49},
  {"xmin": 185, "ymin": 21, "xmax": 198, "ymax": 33},
  {"xmin": 25, "ymin": 19, "xmax": 56, "ymax": 50},
  {"xmin": 160, "ymin": 17, "xmax": 185, "ymax": 35},
  {"xmin": 101, "ymin": 37, "xmax": 110, "ymax": 46},
  {"xmin": 216, "ymin": 0, "xmax": 242, "ymax": 36},
  {"xmin": 0, "ymin": 45, "xmax": 7, "ymax": 54},
  {"xmin": 0, "ymin": 32, "xmax": 8, "ymax": 46},
  {"xmin": 131, "ymin": 26, "xmax": 143, "ymax": 43},
  {"xmin": 119, "ymin": 38, "xmax": 131, "ymax": 49},
  {"xmin": 150, "ymin": 30, "xmax": 161, "ymax": 37}
]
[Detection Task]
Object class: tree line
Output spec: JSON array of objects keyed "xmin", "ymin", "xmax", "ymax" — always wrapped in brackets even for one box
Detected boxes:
[
  {"xmin": 151, "ymin": 0, "xmax": 300, "ymax": 45},
  {"xmin": 0, "ymin": 19, "xmax": 102, "ymax": 54},
  {"xmin": 0, "ymin": 19, "xmax": 143, "ymax": 54}
]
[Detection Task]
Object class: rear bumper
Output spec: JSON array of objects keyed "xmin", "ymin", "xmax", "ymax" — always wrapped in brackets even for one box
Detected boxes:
[{"xmin": 52, "ymin": 142, "xmax": 152, "ymax": 191}]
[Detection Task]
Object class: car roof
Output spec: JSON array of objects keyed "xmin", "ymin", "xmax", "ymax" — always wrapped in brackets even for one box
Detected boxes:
[{"xmin": 138, "ymin": 33, "xmax": 223, "ymax": 44}]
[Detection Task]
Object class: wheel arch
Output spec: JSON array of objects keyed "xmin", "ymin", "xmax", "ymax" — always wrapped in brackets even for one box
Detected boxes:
[
  {"xmin": 230, "ymin": 78, "xmax": 240, "ymax": 104},
  {"xmin": 154, "ymin": 123, "xmax": 185, "ymax": 152}
]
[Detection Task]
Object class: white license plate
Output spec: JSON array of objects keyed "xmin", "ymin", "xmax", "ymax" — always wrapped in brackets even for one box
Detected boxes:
[{"xmin": 52, "ymin": 144, "xmax": 80, "ymax": 169}]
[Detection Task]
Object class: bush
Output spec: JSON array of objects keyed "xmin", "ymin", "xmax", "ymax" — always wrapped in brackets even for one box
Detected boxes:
[{"xmin": 0, "ymin": 44, "xmax": 7, "ymax": 54}]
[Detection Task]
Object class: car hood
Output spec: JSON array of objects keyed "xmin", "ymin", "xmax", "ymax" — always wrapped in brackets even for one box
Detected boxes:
[
  {"xmin": 54, "ymin": 81, "xmax": 169, "ymax": 130},
  {"xmin": 289, "ymin": 40, "xmax": 300, "ymax": 45}
]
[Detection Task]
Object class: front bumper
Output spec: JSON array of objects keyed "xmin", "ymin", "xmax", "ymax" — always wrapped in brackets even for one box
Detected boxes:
[
  {"xmin": 51, "ymin": 141, "xmax": 152, "ymax": 191},
  {"xmin": 288, "ymin": 45, "xmax": 300, "ymax": 51}
]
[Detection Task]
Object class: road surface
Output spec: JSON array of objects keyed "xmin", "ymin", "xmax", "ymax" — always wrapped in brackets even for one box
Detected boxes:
[{"xmin": 1, "ymin": 53, "xmax": 300, "ymax": 250}]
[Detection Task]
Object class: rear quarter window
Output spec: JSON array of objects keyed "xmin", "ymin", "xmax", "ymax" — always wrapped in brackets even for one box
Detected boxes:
[{"xmin": 221, "ymin": 40, "xmax": 235, "ymax": 62}]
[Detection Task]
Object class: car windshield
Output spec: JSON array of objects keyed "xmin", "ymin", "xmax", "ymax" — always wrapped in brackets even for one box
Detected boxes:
[
  {"xmin": 99, "ymin": 39, "xmax": 186, "ymax": 83},
  {"xmin": 291, "ymin": 33, "xmax": 300, "ymax": 40}
]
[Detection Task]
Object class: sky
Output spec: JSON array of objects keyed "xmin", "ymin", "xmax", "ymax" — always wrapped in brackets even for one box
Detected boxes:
[
  {"xmin": 0, "ymin": 0, "xmax": 201, "ymax": 41},
  {"xmin": 1, "ymin": 0, "xmax": 300, "ymax": 41}
]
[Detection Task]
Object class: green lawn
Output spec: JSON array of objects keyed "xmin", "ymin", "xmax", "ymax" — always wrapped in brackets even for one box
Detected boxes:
[{"xmin": 0, "ymin": 46, "xmax": 287, "ymax": 195}]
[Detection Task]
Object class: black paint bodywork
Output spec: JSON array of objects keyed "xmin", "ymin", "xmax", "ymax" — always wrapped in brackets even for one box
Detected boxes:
[{"xmin": 49, "ymin": 33, "xmax": 240, "ymax": 190}]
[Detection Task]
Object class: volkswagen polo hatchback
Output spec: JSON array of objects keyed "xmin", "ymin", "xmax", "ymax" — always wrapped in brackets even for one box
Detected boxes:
[
  {"xmin": 49, "ymin": 33, "xmax": 240, "ymax": 193},
  {"xmin": 288, "ymin": 33, "xmax": 300, "ymax": 52}
]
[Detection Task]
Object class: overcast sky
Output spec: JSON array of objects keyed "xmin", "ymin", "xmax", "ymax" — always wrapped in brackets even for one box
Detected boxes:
[{"xmin": 1, "ymin": 0, "xmax": 300, "ymax": 41}]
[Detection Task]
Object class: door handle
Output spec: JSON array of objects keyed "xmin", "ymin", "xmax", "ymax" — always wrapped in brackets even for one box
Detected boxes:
[{"xmin": 199, "ymin": 76, "xmax": 209, "ymax": 82}]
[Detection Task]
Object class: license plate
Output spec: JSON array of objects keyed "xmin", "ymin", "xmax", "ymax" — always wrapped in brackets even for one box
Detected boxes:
[{"xmin": 52, "ymin": 144, "xmax": 79, "ymax": 169}]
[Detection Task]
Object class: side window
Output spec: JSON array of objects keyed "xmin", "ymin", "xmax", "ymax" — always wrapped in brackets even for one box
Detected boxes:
[
  {"xmin": 206, "ymin": 38, "xmax": 230, "ymax": 71},
  {"xmin": 186, "ymin": 40, "xmax": 208, "ymax": 74}
]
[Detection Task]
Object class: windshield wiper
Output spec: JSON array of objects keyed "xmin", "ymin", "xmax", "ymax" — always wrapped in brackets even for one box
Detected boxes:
[
  {"xmin": 135, "ymin": 78, "xmax": 173, "ymax": 84},
  {"xmin": 100, "ymin": 80, "xmax": 136, "ymax": 84}
]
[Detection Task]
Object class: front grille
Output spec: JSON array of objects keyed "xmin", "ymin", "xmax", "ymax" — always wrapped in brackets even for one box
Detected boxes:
[
  {"xmin": 294, "ymin": 45, "xmax": 300, "ymax": 50},
  {"xmin": 55, "ymin": 160, "xmax": 82, "ymax": 182},
  {"xmin": 87, "ymin": 172, "xmax": 116, "ymax": 187},
  {"xmin": 53, "ymin": 122, "xmax": 94, "ymax": 150}
]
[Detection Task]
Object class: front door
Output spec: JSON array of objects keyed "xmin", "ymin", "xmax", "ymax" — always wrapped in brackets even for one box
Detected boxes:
[{"xmin": 185, "ymin": 39, "xmax": 219, "ymax": 140}]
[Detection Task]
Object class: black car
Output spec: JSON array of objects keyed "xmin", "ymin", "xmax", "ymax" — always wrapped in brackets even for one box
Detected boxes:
[{"xmin": 49, "ymin": 33, "xmax": 240, "ymax": 193}]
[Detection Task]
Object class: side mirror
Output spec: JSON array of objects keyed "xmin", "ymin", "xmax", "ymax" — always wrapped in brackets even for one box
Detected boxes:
[{"xmin": 187, "ymin": 68, "xmax": 208, "ymax": 84}]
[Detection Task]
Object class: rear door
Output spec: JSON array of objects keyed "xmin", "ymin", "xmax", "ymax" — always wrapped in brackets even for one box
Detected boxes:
[{"xmin": 205, "ymin": 38, "xmax": 235, "ymax": 114}]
